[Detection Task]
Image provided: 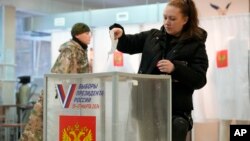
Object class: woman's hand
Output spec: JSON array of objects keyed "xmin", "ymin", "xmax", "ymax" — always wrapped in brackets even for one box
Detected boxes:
[
  {"xmin": 157, "ymin": 59, "xmax": 175, "ymax": 73},
  {"xmin": 111, "ymin": 28, "xmax": 123, "ymax": 39}
]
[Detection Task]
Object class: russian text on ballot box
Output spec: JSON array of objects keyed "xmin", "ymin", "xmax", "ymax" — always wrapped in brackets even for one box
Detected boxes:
[{"xmin": 230, "ymin": 125, "xmax": 250, "ymax": 141}]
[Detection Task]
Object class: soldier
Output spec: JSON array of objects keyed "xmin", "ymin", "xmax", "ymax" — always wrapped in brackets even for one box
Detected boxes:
[
  {"xmin": 20, "ymin": 23, "xmax": 91, "ymax": 141},
  {"xmin": 51, "ymin": 22, "xmax": 91, "ymax": 73}
]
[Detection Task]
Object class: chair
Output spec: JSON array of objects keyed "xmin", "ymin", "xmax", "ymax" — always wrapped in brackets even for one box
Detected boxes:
[
  {"xmin": 0, "ymin": 105, "xmax": 24, "ymax": 141},
  {"xmin": 0, "ymin": 123, "xmax": 26, "ymax": 141}
]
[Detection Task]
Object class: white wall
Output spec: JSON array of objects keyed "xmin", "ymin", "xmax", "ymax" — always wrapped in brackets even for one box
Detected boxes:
[{"xmin": 92, "ymin": 25, "xmax": 141, "ymax": 73}]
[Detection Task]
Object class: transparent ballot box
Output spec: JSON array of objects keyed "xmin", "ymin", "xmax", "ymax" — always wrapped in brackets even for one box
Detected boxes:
[{"xmin": 44, "ymin": 72, "xmax": 171, "ymax": 141}]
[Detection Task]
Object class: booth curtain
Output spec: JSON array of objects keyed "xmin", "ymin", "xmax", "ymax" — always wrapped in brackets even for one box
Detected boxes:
[{"xmin": 193, "ymin": 14, "xmax": 250, "ymax": 121}]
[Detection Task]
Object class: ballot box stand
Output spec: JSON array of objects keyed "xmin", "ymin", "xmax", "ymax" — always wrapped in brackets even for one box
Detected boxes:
[{"xmin": 44, "ymin": 72, "xmax": 172, "ymax": 141}]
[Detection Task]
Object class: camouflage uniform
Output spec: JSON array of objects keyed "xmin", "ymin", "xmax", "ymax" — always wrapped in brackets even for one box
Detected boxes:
[
  {"xmin": 20, "ymin": 40, "xmax": 89, "ymax": 141},
  {"xmin": 51, "ymin": 39, "xmax": 89, "ymax": 73},
  {"xmin": 20, "ymin": 91, "xmax": 43, "ymax": 141}
]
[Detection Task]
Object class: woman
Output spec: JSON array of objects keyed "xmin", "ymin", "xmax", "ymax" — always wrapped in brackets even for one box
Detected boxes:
[{"xmin": 109, "ymin": 0, "xmax": 208, "ymax": 140}]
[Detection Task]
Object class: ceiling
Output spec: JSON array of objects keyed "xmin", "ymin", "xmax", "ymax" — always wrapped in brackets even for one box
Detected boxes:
[
  {"xmin": 52, "ymin": 0, "xmax": 167, "ymax": 9},
  {"xmin": 1, "ymin": 0, "xmax": 168, "ymax": 17}
]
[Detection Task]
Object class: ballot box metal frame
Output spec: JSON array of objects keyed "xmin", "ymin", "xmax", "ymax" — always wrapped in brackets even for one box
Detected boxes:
[{"xmin": 44, "ymin": 72, "xmax": 172, "ymax": 141}]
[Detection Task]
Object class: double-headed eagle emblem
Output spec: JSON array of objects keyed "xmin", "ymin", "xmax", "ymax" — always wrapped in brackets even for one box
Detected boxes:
[
  {"xmin": 210, "ymin": 2, "xmax": 232, "ymax": 15},
  {"xmin": 62, "ymin": 123, "xmax": 93, "ymax": 141}
]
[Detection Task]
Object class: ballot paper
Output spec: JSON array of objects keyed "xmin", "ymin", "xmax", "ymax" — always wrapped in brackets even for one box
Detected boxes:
[{"xmin": 107, "ymin": 29, "xmax": 118, "ymax": 60}]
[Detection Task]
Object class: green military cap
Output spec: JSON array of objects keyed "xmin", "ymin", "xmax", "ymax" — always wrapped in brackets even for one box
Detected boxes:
[{"xmin": 71, "ymin": 22, "xmax": 90, "ymax": 37}]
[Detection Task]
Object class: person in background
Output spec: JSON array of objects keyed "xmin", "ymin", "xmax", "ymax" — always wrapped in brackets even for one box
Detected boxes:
[
  {"xmin": 109, "ymin": 0, "xmax": 208, "ymax": 140},
  {"xmin": 16, "ymin": 76, "xmax": 33, "ymax": 124},
  {"xmin": 20, "ymin": 22, "xmax": 92, "ymax": 141},
  {"xmin": 51, "ymin": 22, "xmax": 91, "ymax": 73}
]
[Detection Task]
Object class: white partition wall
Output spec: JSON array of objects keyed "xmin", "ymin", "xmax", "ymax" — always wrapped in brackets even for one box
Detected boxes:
[
  {"xmin": 51, "ymin": 30, "xmax": 71, "ymax": 66},
  {"xmin": 193, "ymin": 14, "xmax": 250, "ymax": 121},
  {"xmin": 141, "ymin": 23, "xmax": 162, "ymax": 31},
  {"xmin": 92, "ymin": 25, "xmax": 141, "ymax": 73}
]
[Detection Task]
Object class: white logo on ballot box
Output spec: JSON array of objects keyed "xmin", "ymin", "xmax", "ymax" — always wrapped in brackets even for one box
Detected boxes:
[{"xmin": 56, "ymin": 83, "xmax": 104, "ymax": 109}]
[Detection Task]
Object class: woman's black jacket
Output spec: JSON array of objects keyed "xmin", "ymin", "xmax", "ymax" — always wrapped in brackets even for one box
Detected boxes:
[{"xmin": 111, "ymin": 24, "xmax": 209, "ymax": 112}]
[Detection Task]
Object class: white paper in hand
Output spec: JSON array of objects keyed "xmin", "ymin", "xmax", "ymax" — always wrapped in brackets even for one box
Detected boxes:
[
  {"xmin": 107, "ymin": 30, "xmax": 118, "ymax": 61},
  {"xmin": 108, "ymin": 30, "xmax": 118, "ymax": 57}
]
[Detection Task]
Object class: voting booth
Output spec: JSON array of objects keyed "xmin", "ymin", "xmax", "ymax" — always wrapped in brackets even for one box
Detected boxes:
[{"xmin": 44, "ymin": 72, "xmax": 172, "ymax": 141}]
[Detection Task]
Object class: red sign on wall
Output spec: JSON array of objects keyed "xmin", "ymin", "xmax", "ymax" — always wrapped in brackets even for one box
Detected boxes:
[
  {"xmin": 113, "ymin": 50, "xmax": 124, "ymax": 67},
  {"xmin": 216, "ymin": 49, "xmax": 228, "ymax": 68},
  {"xmin": 59, "ymin": 116, "xmax": 96, "ymax": 141}
]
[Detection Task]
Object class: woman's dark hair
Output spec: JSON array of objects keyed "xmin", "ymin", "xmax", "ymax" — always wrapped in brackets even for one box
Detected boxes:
[{"xmin": 168, "ymin": 0, "xmax": 204, "ymax": 41}]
